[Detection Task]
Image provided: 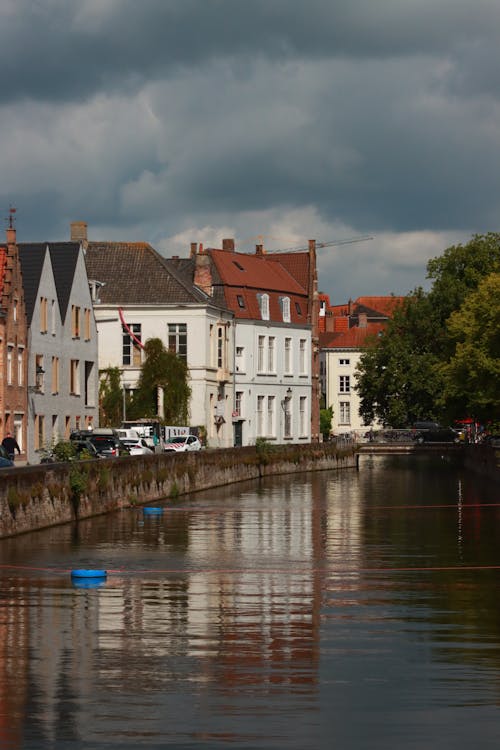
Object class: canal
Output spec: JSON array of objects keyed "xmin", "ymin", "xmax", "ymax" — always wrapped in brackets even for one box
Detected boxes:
[{"xmin": 1, "ymin": 454, "xmax": 499, "ymax": 749}]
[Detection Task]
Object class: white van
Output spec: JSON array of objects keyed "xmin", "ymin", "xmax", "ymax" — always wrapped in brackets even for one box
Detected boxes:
[{"xmin": 115, "ymin": 428, "xmax": 141, "ymax": 442}]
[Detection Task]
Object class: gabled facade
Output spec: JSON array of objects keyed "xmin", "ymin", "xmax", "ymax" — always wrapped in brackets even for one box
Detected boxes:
[
  {"xmin": 320, "ymin": 295, "xmax": 404, "ymax": 437},
  {"xmin": 188, "ymin": 239, "xmax": 314, "ymax": 446},
  {"xmin": 78, "ymin": 224, "xmax": 233, "ymax": 444},
  {"xmin": 18, "ymin": 241, "xmax": 99, "ymax": 462},
  {"xmin": 0, "ymin": 224, "xmax": 28, "ymax": 458}
]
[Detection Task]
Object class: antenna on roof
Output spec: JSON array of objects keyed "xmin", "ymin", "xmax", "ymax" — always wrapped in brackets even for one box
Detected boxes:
[{"xmin": 5, "ymin": 206, "xmax": 17, "ymax": 229}]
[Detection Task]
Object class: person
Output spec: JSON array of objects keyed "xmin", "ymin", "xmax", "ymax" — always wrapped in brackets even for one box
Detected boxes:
[{"xmin": 2, "ymin": 431, "xmax": 21, "ymax": 462}]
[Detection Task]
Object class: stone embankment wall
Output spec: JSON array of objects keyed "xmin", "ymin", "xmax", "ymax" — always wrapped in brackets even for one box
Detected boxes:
[{"xmin": 0, "ymin": 443, "xmax": 357, "ymax": 539}]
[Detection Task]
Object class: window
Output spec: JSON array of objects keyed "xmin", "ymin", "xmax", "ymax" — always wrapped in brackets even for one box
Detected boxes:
[
  {"xmin": 51, "ymin": 357, "xmax": 59, "ymax": 394},
  {"xmin": 279, "ymin": 296, "xmax": 291, "ymax": 323},
  {"xmin": 235, "ymin": 346, "xmax": 245, "ymax": 373},
  {"xmin": 258, "ymin": 336, "xmax": 265, "ymax": 372},
  {"xmin": 84, "ymin": 308, "xmax": 91, "ymax": 340},
  {"xmin": 40, "ymin": 297, "xmax": 48, "ymax": 333},
  {"xmin": 257, "ymin": 293, "xmax": 269, "ymax": 321},
  {"xmin": 85, "ymin": 362, "xmax": 94, "ymax": 406},
  {"xmin": 267, "ymin": 337, "xmax": 275, "ymax": 373},
  {"xmin": 267, "ymin": 396, "xmax": 275, "ymax": 437},
  {"xmin": 168, "ymin": 323, "xmax": 187, "ymax": 360},
  {"xmin": 35, "ymin": 354, "xmax": 44, "ymax": 392},
  {"xmin": 299, "ymin": 339, "xmax": 307, "ymax": 375},
  {"xmin": 257, "ymin": 395, "xmax": 265, "ymax": 436},
  {"xmin": 217, "ymin": 326, "xmax": 224, "ymax": 368},
  {"xmin": 123, "ymin": 324, "xmax": 142, "ymax": 366},
  {"xmin": 237, "ymin": 295, "xmax": 245, "ymax": 308},
  {"xmin": 51, "ymin": 299, "xmax": 56, "ymax": 334},
  {"xmin": 7, "ymin": 346, "xmax": 13, "ymax": 385},
  {"xmin": 339, "ymin": 401, "xmax": 351, "ymax": 425},
  {"xmin": 339, "ymin": 358, "xmax": 350, "ymax": 366},
  {"xmin": 284, "ymin": 338, "xmax": 292, "ymax": 374},
  {"xmin": 71, "ymin": 305, "xmax": 81, "ymax": 338},
  {"xmin": 339, "ymin": 375, "xmax": 350, "ymax": 393},
  {"xmin": 70, "ymin": 359, "xmax": 80, "ymax": 395},
  {"xmin": 13, "ymin": 299, "xmax": 18, "ymax": 322},
  {"xmin": 34, "ymin": 415, "xmax": 45, "ymax": 451},
  {"xmin": 235, "ymin": 391, "xmax": 243, "ymax": 417},
  {"xmin": 283, "ymin": 395, "xmax": 292, "ymax": 438},
  {"xmin": 299, "ymin": 396, "xmax": 307, "ymax": 436},
  {"xmin": 17, "ymin": 349, "xmax": 24, "ymax": 386}
]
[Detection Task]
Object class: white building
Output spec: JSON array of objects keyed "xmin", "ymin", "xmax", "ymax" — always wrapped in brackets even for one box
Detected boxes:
[
  {"xmin": 78, "ymin": 225, "xmax": 234, "ymax": 446},
  {"xmin": 189, "ymin": 240, "xmax": 313, "ymax": 446}
]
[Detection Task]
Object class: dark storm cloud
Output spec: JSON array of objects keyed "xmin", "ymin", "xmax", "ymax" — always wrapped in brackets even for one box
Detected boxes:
[{"xmin": 1, "ymin": 1, "xmax": 500, "ymax": 104}]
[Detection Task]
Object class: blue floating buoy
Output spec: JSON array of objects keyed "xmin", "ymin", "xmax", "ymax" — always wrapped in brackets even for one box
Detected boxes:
[
  {"xmin": 143, "ymin": 507, "xmax": 164, "ymax": 515},
  {"xmin": 71, "ymin": 569, "xmax": 107, "ymax": 579}
]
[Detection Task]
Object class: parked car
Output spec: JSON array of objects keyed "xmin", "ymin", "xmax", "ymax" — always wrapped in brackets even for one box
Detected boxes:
[
  {"xmin": 70, "ymin": 432, "xmax": 130, "ymax": 458},
  {"xmin": 164, "ymin": 435, "xmax": 202, "ymax": 452},
  {"xmin": 121, "ymin": 437, "xmax": 154, "ymax": 456},
  {"xmin": 71, "ymin": 439, "xmax": 101, "ymax": 460},
  {"xmin": 413, "ymin": 422, "xmax": 462, "ymax": 444}
]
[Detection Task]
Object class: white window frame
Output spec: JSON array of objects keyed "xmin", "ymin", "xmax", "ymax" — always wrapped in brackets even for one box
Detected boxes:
[
  {"xmin": 267, "ymin": 395, "xmax": 275, "ymax": 437},
  {"xmin": 268, "ymin": 336, "xmax": 275, "ymax": 373},
  {"xmin": 339, "ymin": 375, "xmax": 350, "ymax": 393},
  {"xmin": 299, "ymin": 396, "xmax": 307, "ymax": 436},
  {"xmin": 257, "ymin": 293, "xmax": 269, "ymax": 321},
  {"xmin": 280, "ymin": 296, "xmax": 291, "ymax": 323},
  {"xmin": 257, "ymin": 336, "xmax": 265, "ymax": 373},
  {"xmin": 257, "ymin": 395, "xmax": 265, "ymax": 436},
  {"xmin": 339, "ymin": 401, "xmax": 351, "ymax": 425},
  {"xmin": 299, "ymin": 339, "xmax": 307, "ymax": 375}
]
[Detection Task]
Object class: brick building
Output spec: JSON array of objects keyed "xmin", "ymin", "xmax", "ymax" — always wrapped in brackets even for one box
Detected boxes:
[{"xmin": 0, "ymin": 222, "xmax": 28, "ymax": 459}]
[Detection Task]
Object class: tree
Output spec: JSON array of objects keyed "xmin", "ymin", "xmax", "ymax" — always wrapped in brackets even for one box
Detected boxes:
[
  {"xmin": 99, "ymin": 367, "xmax": 124, "ymax": 427},
  {"xmin": 440, "ymin": 273, "xmax": 500, "ymax": 422},
  {"xmin": 320, "ymin": 406, "xmax": 333, "ymax": 439},
  {"xmin": 356, "ymin": 235, "xmax": 500, "ymax": 426},
  {"xmin": 128, "ymin": 338, "xmax": 191, "ymax": 424}
]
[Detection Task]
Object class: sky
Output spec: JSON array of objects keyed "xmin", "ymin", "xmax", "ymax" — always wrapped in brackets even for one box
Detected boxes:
[{"xmin": 2, "ymin": 0, "xmax": 499, "ymax": 303}]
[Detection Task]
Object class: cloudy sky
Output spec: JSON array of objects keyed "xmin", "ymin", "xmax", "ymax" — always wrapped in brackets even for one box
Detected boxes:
[{"xmin": 2, "ymin": 0, "xmax": 499, "ymax": 302}]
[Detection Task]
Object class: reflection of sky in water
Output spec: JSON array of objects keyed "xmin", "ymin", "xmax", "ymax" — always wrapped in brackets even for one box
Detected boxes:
[{"xmin": 0, "ymin": 457, "xmax": 499, "ymax": 749}]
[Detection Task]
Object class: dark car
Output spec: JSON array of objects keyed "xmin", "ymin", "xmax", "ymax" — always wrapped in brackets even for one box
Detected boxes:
[
  {"xmin": 413, "ymin": 422, "xmax": 461, "ymax": 444},
  {"xmin": 72, "ymin": 439, "xmax": 101, "ymax": 459},
  {"xmin": 86, "ymin": 435, "xmax": 130, "ymax": 458}
]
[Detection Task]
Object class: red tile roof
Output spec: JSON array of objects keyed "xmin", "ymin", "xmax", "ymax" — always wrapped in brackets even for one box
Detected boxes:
[
  {"xmin": 320, "ymin": 322, "xmax": 385, "ymax": 349},
  {"xmin": 354, "ymin": 296, "xmax": 404, "ymax": 317},
  {"xmin": 208, "ymin": 249, "xmax": 309, "ymax": 323}
]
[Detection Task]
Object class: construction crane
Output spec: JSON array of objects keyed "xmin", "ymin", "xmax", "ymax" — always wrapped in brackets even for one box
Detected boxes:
[{"xmin": 268, "ymin": 235, "xmax": 374, "ymax": 254}]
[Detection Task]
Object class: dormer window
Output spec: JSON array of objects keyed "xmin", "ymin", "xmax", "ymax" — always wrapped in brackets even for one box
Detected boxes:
[
  {"xmin": 295, "ymin": 302, "xmax": 302, "ymax": 315},
  {"xmin": 233, "ymin": 261, "xmax": 245, "ymax": 271},
  {"xmin": 237, "ymin": 294, "xmax": 245, "ymax": 309},
  {"xmin": 279, "ymin": 296, "xmax": 291, "ymax": 323},
  {"xmin": 257, "ymin": 293, "xmax": 269, "ymax": 321}
]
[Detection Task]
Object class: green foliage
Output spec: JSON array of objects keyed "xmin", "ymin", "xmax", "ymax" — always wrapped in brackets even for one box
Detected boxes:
[
  {"xmin": 52, "ymin": 440, "xmax": 77, "ymax": 462},
  {"xmin": 128, "ymin": 338, "xmax": 191, "ymax": 424},
  {"xmin": 69, "ymin": 466, "xmax": 88, "ymax": 499},
  {"xmin": 255, "ymin": 437, "xmax": 275, "ymax": 464},
  {"xmin": 320, "ymin": 407, "xmax": 333, "ymax": 438},
  {"xmin": 99, "ymin": 367, "xmax": 124, "ymax": 426},
  {"xmin": 356, "ymin": 235, "xmax": 500, "ymax": 427},
  {"xmin": 440, "ymin": 273, "xmax": 500, "ymax": 422}
]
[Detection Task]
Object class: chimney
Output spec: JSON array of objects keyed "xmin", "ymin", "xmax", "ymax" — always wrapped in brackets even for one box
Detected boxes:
[
  {"xmin": 222, "ymin": 238, "xmax": 235, "ymax": 252},
  {"xmin": 6, "ymin": 224, "xmax": 16, "ymax": 250},
  {"xmin": 190, "ymin": 242, "xmax": 197, "ymax": 258},
  {"xmin": 194, "ymin": 251, "xmax": 213, "ymax": 296},
  {"xmin": 255, "ymin": 244, "xmax": 264, "ymax": 256},
  {"xmin": 71, "ymin": 221, "xmax": 88, "ymax": 243},
  {"xmin": 359, "ymin": 312, "xmax": 367, "ymax": 328}
]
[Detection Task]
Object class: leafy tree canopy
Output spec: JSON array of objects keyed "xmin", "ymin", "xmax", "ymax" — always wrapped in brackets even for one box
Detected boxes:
[
  {"xmin": 356, "ymin": 234, "xmax": 500, "ymax": 427},
  {"xmin": 99, "ymin": 367, "xmax": 123, "ymax": 427},
  {"xmin": 128, "ymin": 338, "xmax": 191, "ymax": 425}
]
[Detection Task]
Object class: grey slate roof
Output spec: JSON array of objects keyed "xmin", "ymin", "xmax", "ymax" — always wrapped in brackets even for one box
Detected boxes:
[
  {"xmin": 18, "ymin": 242, "xmax": 80, "ymax": 324},
  {"xmin": 84, "ymin": 242, "xmax": 209, "ymax": 305}
]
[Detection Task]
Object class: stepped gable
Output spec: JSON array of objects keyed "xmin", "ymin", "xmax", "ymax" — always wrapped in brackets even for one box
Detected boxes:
[
  {"xmin": 85, "ymin": 242, "xmax": 207, "ymax": 305},
  {"xmin": 0, "ymin": 245, "xmax": 6, "ymax": 308}
]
